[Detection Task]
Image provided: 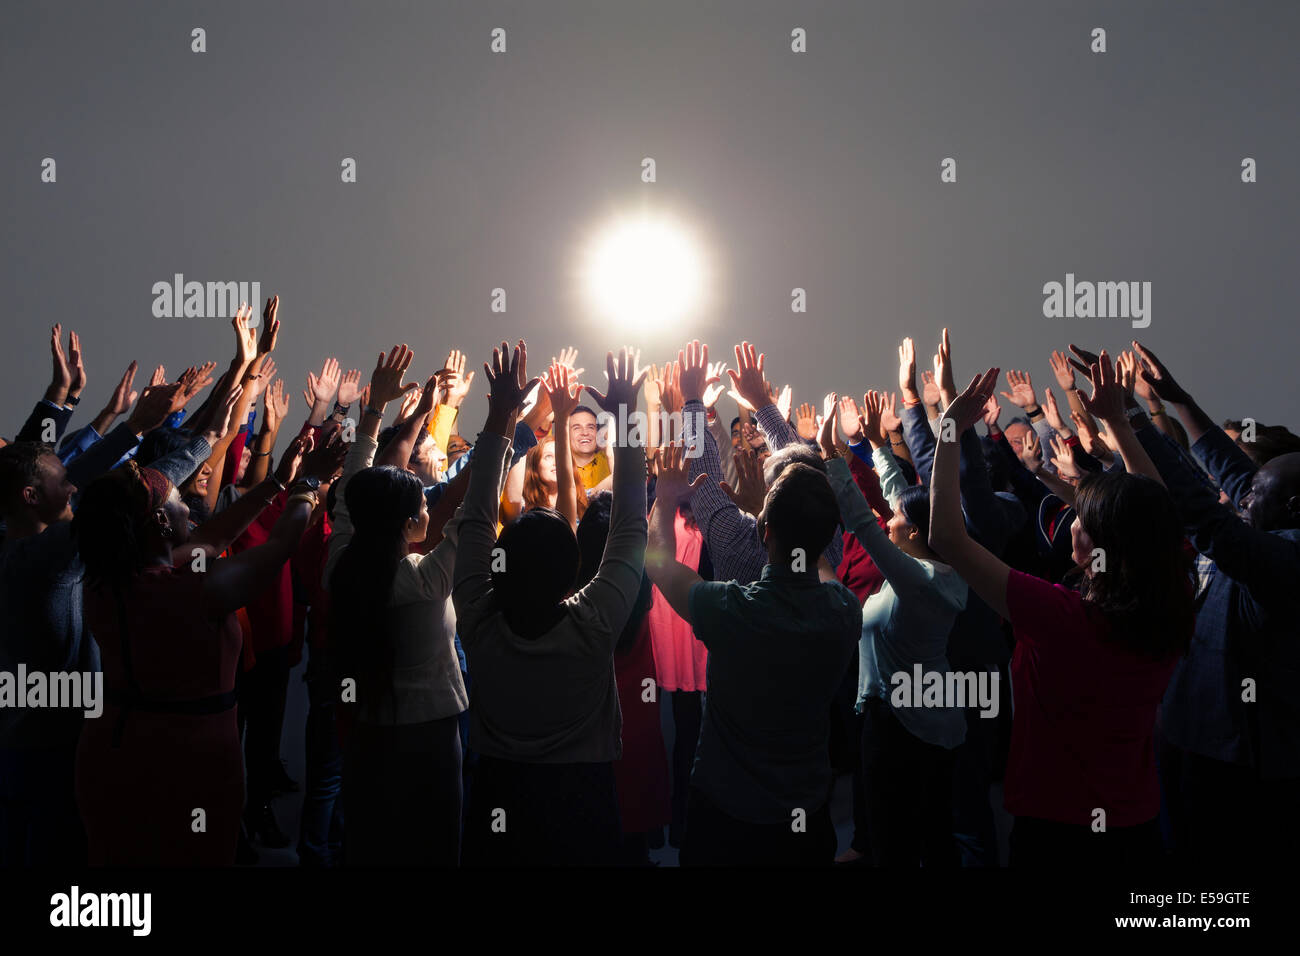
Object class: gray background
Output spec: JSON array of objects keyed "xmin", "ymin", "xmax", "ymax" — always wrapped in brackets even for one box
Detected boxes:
[{"xmin": 4, "ymin": 0, "xmax": 1297, "ymax": 433}]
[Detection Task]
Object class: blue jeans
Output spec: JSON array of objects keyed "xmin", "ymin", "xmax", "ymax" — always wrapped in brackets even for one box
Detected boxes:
[{"xmin": 297, "ymin": 645, "xmax": 344, "ymax": 866}]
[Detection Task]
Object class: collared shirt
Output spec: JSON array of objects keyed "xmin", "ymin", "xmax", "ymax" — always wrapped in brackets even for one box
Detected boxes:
[
  {"xmin": 575, "ymin": 449, "xmax": 611, "ymax": 491},
  {"xmin": 687, "ymin": 564, "xmax": 859, "ymax": 824}
]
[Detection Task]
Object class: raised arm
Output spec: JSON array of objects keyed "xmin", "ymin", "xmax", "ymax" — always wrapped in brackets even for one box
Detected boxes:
[
  {"xmin": 451, "ymin": 341, "xmax": 537, "ymax": 638},
  {"xmin": 576, "ymin": 347, "xmax": 650, "ymax": 637},
  {"xmin": 928, "ymin": 369, "xmax": 1011, "ymax": 618},
  {"xmin": 543, "ymin": 362, "xmax": 581, "ymax": 530},
  {"xmin": 644, "ymin": 444, "xmax": 707, "ymax": 622},
  {"xmin": 200, "ymin": 432, "xmax": 346, "ymax": 615}
]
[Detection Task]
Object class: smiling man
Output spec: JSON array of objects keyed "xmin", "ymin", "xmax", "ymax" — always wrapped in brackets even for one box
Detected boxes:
[{"xmin": 569, "ymin": 404, "xmax": 611, "ymax": 493}]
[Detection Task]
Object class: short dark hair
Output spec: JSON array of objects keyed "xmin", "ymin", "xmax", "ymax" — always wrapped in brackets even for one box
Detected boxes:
[
  {"xmin": 571, "ymin": 405, "xmax": 598, "ymax": 422},
  {"xmin": 762, "ymin": 442, "xmax": 825, "ymax": 488},
  {"xmin": 0, "ymin": 442, "xmax": 55, "ymax": 513},
  {"xmin": 730, "ymin": 417, "xmax": 741, "ymax": 431},
  {"xmin": 758, "ymin": 462, "xmax": 840, "ymax": 562}
]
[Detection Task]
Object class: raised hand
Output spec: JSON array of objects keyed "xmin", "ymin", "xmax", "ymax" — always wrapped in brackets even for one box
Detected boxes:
[
  {"xmin": 703, "ymin": 361, "xmax": 727, "ymax": 409},
  {"xmin": 999, "ymin": 369, "xmax": 1038, "ymax": 410},
  {"xmin": 396, "ymin": 387, "xmax": 421, "ymax": 424},
  {"xmin": 920, "ymin": 370, "xmax": 941, "ymax": 409},
  {"xmin": 1048, "ymin": 435, "xmax": 1080, "ymax": 481},
  {"xmin": 659, "ymin": 360, "xmax": 684, "ymax": 416},
  {"xmin": 301, "ymin": 429, "xmax": 349, "ymax": 483},
  {"xmin": 1078, "ymin": 350, "xmax": 1129, "ymax": 427},
  {"xmin": 413, "ymin": 374, "xmax": 440, "ymax": 422},
  {"xmin": 1130, "ymin": 340, "xmax": 1191, "ymax": 405},
  {"xmin": 933, "ymin": 328, "xmax": 956, "ymax": 405},
  {"xmin": 898, "ymin": 337, "xmax": 918, "ymax": 401},
  {"xmin": 982, "ymin": 393, "xmax": 1001, "ymax": 431},
  {"xmin": 1020, "ymin": 431, "xmax": 1043, "ymax": 473},
  {"xmin": 863, "ymin": 390, "xmax": 887, "ymax": 447},
  {"xmin": 1066, "ymin": 343, "xmax": 1100, "ymax": 379},
  {"xmin": 554, "ymin": 346, "xmax": 583, "ymax": 379},
  {"xmin": 719, "ymin": 447, "xmax": 765, "ymax": 516},
  {"xmin": 49, "ymin": 324, "xmax": 73, "ymax": 397},
  {"xmin": 264, "ymin": 379, "xmax": 289, "ymax": 433},
  {"xmin": 643, "ymin": 364, "xmax": 663, "ymax": 409},
  {"xmin": 1070, "ymin": 410, "xmax": 1109, "ymax": 460},
  {"xmin": 369, "ymin": 345, "xmax": 419, "ymax": 408},
  {"xmin": 727, "ymin": 341, "xmax": 771, "ymax": 413},
  {"xmin": 795, "ymin": 402, "xmax": 817, "ymax": 441},
  {"xmin": 312, "ymin": 357, "xmax": 342, "ymax": 405},
  {"xmin": 879, "ymin": 391, "xmax": 902, "ymax": 435},
  {"xmin": 67, "ymin": 330, "xmax": 86, "ymax": 397},
  {"xmin": 148, "ymin": 365, "xmax": 167, "ymax": 388},
  {"xmin": 273, "ymin": 433, "xmax": 313, "ymax": 488},
  {"xmin": 337, "ymin": 368, "xmax": 363, "ymax": 407},
  {"xmin": 484, "ymin": 339, "xmax": 540, "ymax": 418},
  {"xmin": 1049, "ymin": 350, "xmax": 1076, "ymax": 391},
  {"xmin": 247, "ymin": 356, "xmax": 276, "ymax": 401},
  {"xmin": 656, "ymin": 443, "xmax": 709, "ymax": 504},
  {"xmin": 1042, "ymin": 386, "xmax": 1071, "ymax": 436},
  {"xmin": 677, "ymin": 340, "xmax": 715, "ymax": 404},
  {"xmin": 1127, "ymin": 349, "xmax": 1158, "ymax": 404},
  {"xmin": 126, "ymin": 381, "xmax": 185, "ymax": 436},
  {"xmin": 584, "ymin": 346, "xmax": 649, "ymax": 416},
  {"xmin": 256, "ymin": 296, "xmax": 280, "ymax": 355},
  {"xmin": 817, "ymin": 393, "xmax": 840, "ymax": 461},
  {"xmin": 543, "ymin": 362, "xmax": 581, "ymax": 420},
  {"xmin": 942, "ymin": 368, "xmax": 1000, "ymax": 437},
  {"xmin": 202, "ymin": 384, "xmax": 244, "ymax": 447},
  {"xmin": 233, "ymin": 304, "xmax": 258, "ymax": 365},
  {"xmin": 837, "ymin": 395, "xmax": 864, "ymax": 444},
  {"xmin": 104, "ymin": 361, "xmax": 140, "ymax": 417},
  {"xmin": 442, "ymin": 349, "xmax": 476, "ymax": 407}
]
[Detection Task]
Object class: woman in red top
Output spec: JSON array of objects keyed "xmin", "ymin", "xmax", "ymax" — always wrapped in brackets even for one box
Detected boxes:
[
  {"xmin": 71, "ymin": 433, "xmax": 345, "ymax": 865},
  {"xmin": 928, "ymin": 355, "xmax": 1194, "ymax": 867}
]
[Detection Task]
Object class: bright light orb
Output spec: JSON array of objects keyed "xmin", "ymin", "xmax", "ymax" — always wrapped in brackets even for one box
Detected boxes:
[{"xmin": 582, "ymin": 216, "xmax": 706, "ymax": 331}]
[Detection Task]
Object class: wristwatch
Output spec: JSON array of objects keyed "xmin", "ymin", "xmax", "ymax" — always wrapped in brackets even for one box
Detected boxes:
[{"xmin": 291, "ymin": 477, "xmax": 322, "ymax": 494}]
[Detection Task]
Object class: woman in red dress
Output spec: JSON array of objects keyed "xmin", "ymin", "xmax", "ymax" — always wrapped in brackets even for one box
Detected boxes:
[{"xmin": 71, "ymin": 437, "xmax": 343, "ymax": 865}]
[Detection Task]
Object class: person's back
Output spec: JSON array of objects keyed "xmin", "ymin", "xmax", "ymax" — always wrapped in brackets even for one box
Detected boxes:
[
  {"xmin": 645, "ymin": 433, "xmax": 857, "ymax": 865},
  {"xmin": 688, "ymin": 565, "xmax": 859, "ymax": 824},
  {"xmin": 452, "ymin": 343, "xmax": 648, "ymax": 865}
]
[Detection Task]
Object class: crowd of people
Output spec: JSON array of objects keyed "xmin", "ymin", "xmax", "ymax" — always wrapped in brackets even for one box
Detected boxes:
[{"xmin": 1, "ymin": 301, "xmax": 1297, "ymax": 868}]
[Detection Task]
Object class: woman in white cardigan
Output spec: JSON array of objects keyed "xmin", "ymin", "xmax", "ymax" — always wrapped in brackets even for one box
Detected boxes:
[{"xmin": 325, "ymin": 345, "xmax": 468, "ymax": 866}]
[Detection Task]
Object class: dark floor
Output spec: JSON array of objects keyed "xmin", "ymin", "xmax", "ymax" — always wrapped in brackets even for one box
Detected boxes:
[{"xmin": 253, "ymin": 656, "xmax": 1011, "ymax": 867}]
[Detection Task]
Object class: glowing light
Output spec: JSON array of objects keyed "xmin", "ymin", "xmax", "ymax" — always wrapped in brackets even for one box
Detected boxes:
[{"xmin": 581, "ymin": 215, "xmax": 707, "ymax": 331}]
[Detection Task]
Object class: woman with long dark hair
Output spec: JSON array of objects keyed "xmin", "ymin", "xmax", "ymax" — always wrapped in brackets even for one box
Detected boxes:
[
  {"xmin": 71, "ymin": 422, "xmax": 342, "ymax": 865},
  {"xmin": 324, "ymin": 346, "xmax": 468, "ymax": 866},
  {"xmin": 929, "ymin": 355, "xmax": 1195, "ymax": 868}
]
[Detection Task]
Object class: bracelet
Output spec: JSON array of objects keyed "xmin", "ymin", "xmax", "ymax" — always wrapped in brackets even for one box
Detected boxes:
[
  {"xmin": 890, "ymin": 438, "xmax": 905, "ymax": 446},
  {"xmin": 1149, "ymin": 407, "xmax": 1165, "ymax": 417},
  {"xmin": 363, "ymin": 404, "xmax": 384, "ymax": 418},
  {"xmin": 1024, "ymin": 405, "xmax": 1042, "ymax": 418},
  {"xmin": 65, "ymin": 395, "xmax": 81, "ymax": 407},
  {"xmin": 287, "ymin": 492, "xmax": 318, "ymax": 509}
]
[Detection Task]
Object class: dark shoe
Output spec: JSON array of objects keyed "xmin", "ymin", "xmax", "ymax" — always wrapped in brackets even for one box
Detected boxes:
[
  {"xmin": 668, "ymin": 821, "xmax": 684, "ymax": 849},
  {"xmin": 236, "ymin": 823, "xmax": 260, "ymax": 865},
  {"xmin": 246, "ymin": 802, "xmax": 291, "ymax": 848},
  {"xmin": 270, "ymin": 760, "xmax": 300, "ymax": 795}
]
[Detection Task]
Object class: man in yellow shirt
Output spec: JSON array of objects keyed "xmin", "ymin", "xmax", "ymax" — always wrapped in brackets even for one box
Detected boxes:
[{"xmin": 570, "ymin": 404, "xmax": 612, "ymax": 492}]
